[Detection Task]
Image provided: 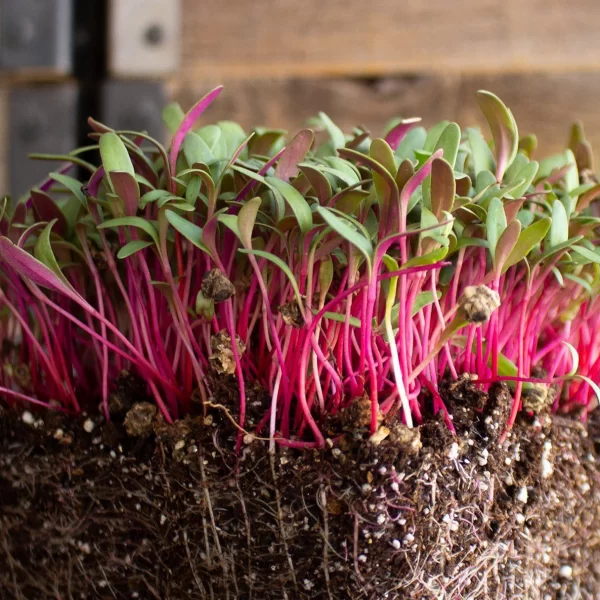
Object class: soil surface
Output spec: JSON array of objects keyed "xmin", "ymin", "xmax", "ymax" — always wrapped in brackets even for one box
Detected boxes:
[{"xmin": 1, "ymin": 377, "xmax": 600, "ymax": 599}]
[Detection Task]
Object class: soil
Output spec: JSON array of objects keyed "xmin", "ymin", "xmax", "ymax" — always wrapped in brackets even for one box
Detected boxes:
[{"xmin": 1, "ymin": 377, "xmax": 600, "ymax": 599}]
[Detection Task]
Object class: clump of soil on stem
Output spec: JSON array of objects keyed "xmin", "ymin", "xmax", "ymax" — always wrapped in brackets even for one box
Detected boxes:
[{"xmin": 1, "ymin": 378, "xmax": 600, "ymax": 599}]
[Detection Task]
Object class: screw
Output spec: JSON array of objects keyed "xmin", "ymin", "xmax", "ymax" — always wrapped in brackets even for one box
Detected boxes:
[{"xmin": 144, "ymin": 24, "xmax": 163, "ymax": 46}]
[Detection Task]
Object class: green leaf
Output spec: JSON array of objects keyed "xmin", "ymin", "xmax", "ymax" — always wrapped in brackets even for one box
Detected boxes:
[
  {"xmin": 564, "ymin": 273, "xmax": 593, "ymax": 295},
  {"xmin": 49, "ymin": 172, "xmax": 87, "ymax": 207},
  {"xmin": 321, "ymin": 311, "xmax": 361, "ymax": 327},
  {"xmin": 317, "ymin": 206, "xmax": 373, "ymax": 270},
  {"xmin": 434, "ymin": 122, "xmax": 461, "ymax": 168},
  {"xmin": 183, "ymin": 133, "xmax": 215, "ymax": 167},
  {"xmin": 381, "ymin": 254, "xmax": 400, "ymax": 311},
  {"xmin": 185, "ymin": 175, "xmax": 202, "ymax": 206},
  {"xmin": 239, "ymin": 248, "xmax": 302, "ymax": 305},
  {"xmin": 504, "ymin": 152, "xmax": 528, "ymax": 183},
  {"xmin": 486, "ymin": 197, "xmax": 507, "ymax": 258},
  {"xmin": 571, "ymin": 244, "xmax": 600, "ymax": 264},
  {"xmin": 33, "ymin": 220, "xmax": 71, "ymax": 288},
  {"xmin": 370, "ymin": 138, "xmax": 397, "ymax": 176},
  {"xmin": 238, "ymin": 197, "xmax": 262, "ymax": 248},
  {"xmin": 99, "ymin": 133, "xmax": 136, "ymax": 192},
  {"xmin": 476, "ymin": 91, "xmax": 519, "ymax": 181},
  {"xmin": 564, "ymin": 149, "xmax": 579, "ymax": 193},
  {"xmin": 325, "ymin": 157, "xmax": 361, "ymax": 181},
  {"xmin": 97, "ymin": 216, "xmax": 159, "ymax": 246},
  {"xmin": 165, "ymin": 209, "xmax": 211, "ymax": 255},
  {"xmin": 318, "ymin": 112, "xmax": 345, "ymax": 150},
  {"xmin": 519, "ymin": 134, "xmax": 538, "ymax": 157},
  {"xmin": 475, "ymin": 170, "xmax": 497, "ymax": 194},
  {"xmin": 505, "ymin": 160, "xmax": 539, "ymax": 198},
  {"xmin": 449, "ymin": 236, "xmax": 489, "ymax": 254},
  {"xmin": 503, "ymin": 217, "xmax": 552, "ymax": 271},
  {"xmin": 318, "ymin": 257, "xmax": 334, "ymax": 299},
  {"xmin": 424, "ymin": 121, "xmax": 450, "ymax": 152},
  {"xmin": 117, "ymin": 239, "xmax": 153, "ymax": 259},
  {"xmin": 140, "ymin": 189, "xmax": 173, "ymax": 208},
  {"xmin": 516, "ymin": 209, "xmax": 534, "ymax": 228},
  {"xmin": 318, "ymin": 165, "xmax": 357, "ymax": 187},
  {"xmin": 264, "ymin": 176, "xmax": 313, "ymax": 234},
  {"xmin": 552, "ymin": 266, "xmax": 565, "ymax": 287},
  {"xmin": 410, "ymin": 290, "xmax": 442, "ymax": 318},
  {"xmin": 162, "ymin": 103, "xmax": 185, "ymax": 134},
  {"xmin": 467, "ymin": 128, "xmax": 495, "ymax": 175},
  {"xmin": 197, "ymin": 124, "xmax": 228, "ymax": 161},
  {"xmin": 401, "ymin": 246, "xmax": 448, "ymax": 270},
  {"xmin": 536, "ymin": 236, "xmax": 583, "ymax": 264},
  {"xmin": 549, "ymin": 200, "xmax": 568, "ymax": 247},
  {"xmin": 396, "ymin": 127, "xmax": 427, "ymax": 162},
  {"xmin": 333, "ymin": 189, "xmax": 369, "ymax": 215},
  {"xmin": 217, "ymin": 121, "xmax": 247, "ymax": 156}
]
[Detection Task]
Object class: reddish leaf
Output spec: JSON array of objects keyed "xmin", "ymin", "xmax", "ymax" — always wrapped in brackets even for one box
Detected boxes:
[
  {"xmin": 577, "ymin": 183, "xmax": 600, "ymax": 212},
  {"xmin": 30, "ymin": 189, "xmax": 68, "ymax": 237},
  {"xmin": 274, "ymin": 129, "xmax": 314, "ymax": 182},
  {"xmin": 476, "ymin": 91, "xmax": 518, "ymax": 182},
  {"xmin": 384, "ymin": 118, "xmax": 421, "ymax": 151},
  {"xmin": 494, "ymin": 219, "xmax": 521, "ymax": 273},
  {"xmin": 0, "ymin": 236, "xmax": 77, "ymax": 301},
  {"xmin": 504, "ymin": 198, "xmax": 524, "ymax": 223},
  {"xmin": 430, "ymin": 158, "xmax": 455, "ymax": 218},
  {"xmin": 169, "ymin": 86, "xmax": 224, "ymax": 176},
  {"xmin": 299, "ymin": 164, "xmax": 332, "ymax": 204},
  {"xmin": 111, "ymin": 171, "xmax": 140, "ymax": 216}
]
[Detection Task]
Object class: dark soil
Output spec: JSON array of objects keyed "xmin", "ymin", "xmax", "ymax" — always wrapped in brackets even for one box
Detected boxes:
[{"xmin": 1, "ymin": 378, "xmax": 600, "ymax": 599}]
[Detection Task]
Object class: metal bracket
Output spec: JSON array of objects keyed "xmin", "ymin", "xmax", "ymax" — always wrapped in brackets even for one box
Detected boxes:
[
  {"xmin": 102, "ymin": 80, "xmax": 166, "ymax": 141},
  {"xmin": 0, "ymin": 0, "xmax": 72, "ymax": 73},
  {"xmin": 9, "ymin": 84, "xmax": 78, "ymax": 198},
  {"xmin": 107, "ymin": 0, "xmax": 180, "ymax": 77}
]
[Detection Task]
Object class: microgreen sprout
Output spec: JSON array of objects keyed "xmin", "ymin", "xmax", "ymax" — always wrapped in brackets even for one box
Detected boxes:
[{"xmin": 2, "ymin": 87, "xmax": 600, "ymax": 448}]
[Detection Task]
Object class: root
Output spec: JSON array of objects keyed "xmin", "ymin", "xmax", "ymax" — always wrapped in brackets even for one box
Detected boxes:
[{"xmin": 269, "ymin": 451, "xmax": 298, "ymax": 596}]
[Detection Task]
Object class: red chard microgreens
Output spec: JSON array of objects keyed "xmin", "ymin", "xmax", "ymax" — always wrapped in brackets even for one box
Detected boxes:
[{"xmin": 2, "ymin": 87, "xmax": 600, "ymax": 448}]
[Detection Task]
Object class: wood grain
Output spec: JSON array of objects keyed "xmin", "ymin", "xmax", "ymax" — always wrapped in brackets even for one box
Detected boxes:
[
  {"xmin": 180, "ymin": 0, "xmax": 600, "ymax": 79},
  {"xmin": 170, "ymin": 73, "xmax": 600, "ymax": 160}
]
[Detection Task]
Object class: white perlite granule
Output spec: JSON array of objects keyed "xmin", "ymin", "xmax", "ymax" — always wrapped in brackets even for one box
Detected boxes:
[
  {"xmin": 448, "ymin": 442, "xmax": 459, "ymax": 461},
  {"xmin": 559, "ymin": 565, "xmax": 573, "ymax": 579},
  {"xmin": 541, "ymin": 441, "xmax": 553, "ymax": 479}
]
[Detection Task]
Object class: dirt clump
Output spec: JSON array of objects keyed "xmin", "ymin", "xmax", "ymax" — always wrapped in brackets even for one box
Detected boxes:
[
  {"xmin": 123, "ymin": 401, "xmax": 156, "ymax": 437},
  {"xmin": 278, "ymin": 300, "xmax": 304, "ymax": 327},
  {"xmin": 201, "ymin": 268, "xmax": 236, "ymax": 303},
  {"xmin": 209, "ymin": 329, "xmax": 246, "ymax": 375}
]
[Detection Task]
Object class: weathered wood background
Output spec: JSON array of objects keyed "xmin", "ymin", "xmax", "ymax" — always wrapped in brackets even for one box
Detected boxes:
[
  {"xmin": 170, "ymin": 0, "xmax": 600, "ymax": 161},
  {"xmin": 3, "ymin": 0, "xmax": 600, "ymax": 192},
  {"xmin": 169, "ymin": 74, "xmax": 600, "ymax": 158}
]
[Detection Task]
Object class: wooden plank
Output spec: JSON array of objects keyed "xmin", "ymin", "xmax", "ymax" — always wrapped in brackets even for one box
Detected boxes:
[
  {"xmin": 180, "ymin": 0, "xmax": 600, "ymax": 79},
  {"xmin": 107, "ymin": 0, "xmax": 181, "ymax": 77},
  {"xmin": 170, "ymin": 74, "xmax": 600, "ymax": 160},
  {"xmin": 0, "ymin": 86, "xmax": 8, "ymax": 194}
]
